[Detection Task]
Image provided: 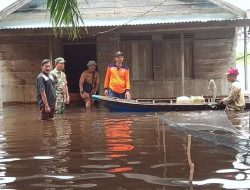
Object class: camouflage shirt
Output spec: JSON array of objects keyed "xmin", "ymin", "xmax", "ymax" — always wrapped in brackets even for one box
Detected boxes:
[{"xmin": 51, "ymin": 68, "xmax": 67, "ymax": 93}]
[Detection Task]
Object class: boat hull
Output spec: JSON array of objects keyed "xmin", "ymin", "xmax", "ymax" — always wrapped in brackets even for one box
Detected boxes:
[{"xmin": 92, "ymin": 95, "xmax": 227, "ymax": 112}]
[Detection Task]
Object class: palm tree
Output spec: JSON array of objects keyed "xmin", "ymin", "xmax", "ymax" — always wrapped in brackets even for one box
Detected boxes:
[{"xmin": 47, "ymin": 0, "xmax": 86, "ymax": 39}]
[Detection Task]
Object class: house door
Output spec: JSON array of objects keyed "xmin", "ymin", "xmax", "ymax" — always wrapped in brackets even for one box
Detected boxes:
[{"xmin": 63, "ymin": 43, "xmax": 96, "ymax": 100}]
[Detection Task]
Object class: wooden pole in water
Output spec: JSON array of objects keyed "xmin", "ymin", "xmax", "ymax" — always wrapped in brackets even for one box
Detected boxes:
[
  {"xmin": 162, "ymin": 122, "xmax": 166, "ymax": 154},
  {"xmin": 249, "ymin": 113, "xmax": 250, "ymax": 130},
  {"xmin": 181, "ymin": 33, "xmax": 185, "ymax": 96},
  {"xmin": 155, "ymin": 114, "xmax": 160, "ymax": 150},
  {"xmin": 49, "ymin": 36, "xmax": 54, "ymax": 69},
  {"xmin": 187, "ymin": 134, "xmax": 194, "ymax": 182},
  {"xmin": 162, "ymin": 122, "xmax": 167, "ymax": 178},
  {"xmin": 244, "ymin": 27, "xmax": 248, "ymax": 90}
]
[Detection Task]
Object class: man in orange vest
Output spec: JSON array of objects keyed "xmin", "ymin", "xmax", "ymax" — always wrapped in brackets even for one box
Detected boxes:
[{"xmin": 104, "ymin": 51, "xmax": 131, "ymax": 99}]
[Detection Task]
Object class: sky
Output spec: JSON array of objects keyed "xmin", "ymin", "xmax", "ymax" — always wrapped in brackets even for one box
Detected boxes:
[
  {"xmin": 224, "ymin": 0, "xmax": 250, "ymax": 10},
  {"xmin": 0, "ymin": 0, "xmax": 17, "ymax": 11}
]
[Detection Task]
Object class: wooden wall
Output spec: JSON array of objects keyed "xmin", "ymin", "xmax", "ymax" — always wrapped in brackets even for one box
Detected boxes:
[
  {"xmin": 96, "ymin": 28, "xmax": 235, "ymax": 99},
  {"xmin": 0, "ymin": 27, "xmax": 237, "ymax": 105},
  {"xmin": 162, "ymin": 37, "xmax": 194, "ymax": 79},
  {"xmin": 131, "ymin": 78, "xmax": 229, "ymax": 99},
  {"xmin": 121, "ymin": 36, "xmax": 152, "ymax": 80},
  {"xmin": 0, "ymin": 36, "xmax": 50, "ymax": 105},
  {"xmin": 193, "ymin": 28, "xmax": 236, "ymax": 79}
]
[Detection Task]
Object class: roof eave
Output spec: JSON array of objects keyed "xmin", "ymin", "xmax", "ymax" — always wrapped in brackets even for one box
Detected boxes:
[
  {"xmin": 1, "ymin": 19, "xmax": 250, "ymax": 37},
  {"xmin": 209, "ymin": 0, "xmax": 247, "ymax": 18},
  {"xmin": 0, "ymin": 0, "xmax": 31, "ymax": 21}
]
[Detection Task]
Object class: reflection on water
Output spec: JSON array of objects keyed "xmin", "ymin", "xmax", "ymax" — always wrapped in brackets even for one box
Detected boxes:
[
  {"xmin": 0, "ymin": 105, "xmax": 249, "ymax": 189},
  {"xmin": 104, "ymin": 118, "xmax": 134, "ymax": 173}
]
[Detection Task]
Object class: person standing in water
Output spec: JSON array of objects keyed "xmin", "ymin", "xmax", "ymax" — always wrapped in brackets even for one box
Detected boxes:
[
  {"xmin": 37, "ymin": 59, "xmax": 56, "ymax": 120},
  {"xmin": 104, "ymin": 51, "xmax": 131, "ymax": 99},
  {"xmin": 79, "ymin": 60, "xmax": 100, "ymax": 108},
  {"xmin": 51, "ymin": 57, "xmax": 70, "ymax": 114},
  {"xmin": 220, "ymin": 68, "xmax": 245, "ymax": 111}
]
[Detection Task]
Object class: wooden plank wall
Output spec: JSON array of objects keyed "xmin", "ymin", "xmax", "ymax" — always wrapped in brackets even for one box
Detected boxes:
[
  {"xmin": 96, "ymin": 33, "xmax": 120, "ymax": 84},
  {"xmin": 121, "ymin": 40, "xmax": 152, "ymax": 80},
  {"xmin": 0, "ymin": 36, "xmax": 50, "ymax": 105},
  {"xmin": 162, "ymin": 39, "xmax": 193, "ymax": 79},
  {"xmin": 117, "ymin": 28, "xmax": 236, "ymax": 99},
  {"xmin": 193, "ymin": 28, "xmax": 236, "ymax": 79},
  {"xmin": 0, "ymin": 28, "xmax": 236, "ymax": 104},
  {"xmin": 131, "ymin": 78, "xmax": 229, "ymax": 99},
  {"xmin": 66, "ymin": 28, "xmax": 236, "ymax": 100}
]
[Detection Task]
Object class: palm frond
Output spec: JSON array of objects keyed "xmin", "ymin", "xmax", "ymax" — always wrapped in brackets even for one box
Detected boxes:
[{"xmin": 47, "ymin": 0, "xmax": 87, "ymax": 39}]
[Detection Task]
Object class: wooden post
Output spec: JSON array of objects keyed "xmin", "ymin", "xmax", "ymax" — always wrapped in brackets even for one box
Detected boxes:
[
  {"xmin": 49, "ymin": 36, "xmax": 53, "ymax": 68},
  {"xmin": 0, "ymin": 85, "xmax": 2, "ymax": 108},
  {"xmin": 155, "ymin": 114, "xmax": 160, "ymax": 150},
  {"xmin": 249, "ymin": 113, "xmax": 250, "ymax": 132},
  {"xmin": 181, "ymin": 33, "xmax": 185, "ymax": 95},
  {"xmin": 244, "ymin": 27, "xmax": 248, "ymax": 90},
  {"xmin": 152, "ymin": 34, "xmax": 163, "ymax": 80},
  {"xmin": 187, "ymin": 135, "xmax": 194, "ymax": 182},
  {"xmin": 162, "ymin": 122, "xmax": 167, "ymax": 178}
]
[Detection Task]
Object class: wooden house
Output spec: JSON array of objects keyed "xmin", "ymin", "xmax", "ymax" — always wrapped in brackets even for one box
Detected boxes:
[{"xmin": 0, "ymin": 0, "xmax": 249, "ymax": 105}]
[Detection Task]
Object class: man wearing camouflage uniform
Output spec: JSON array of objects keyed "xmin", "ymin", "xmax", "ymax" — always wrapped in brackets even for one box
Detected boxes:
[{"xmin": 51, "ymin": 57, "xmax": 70, "ymax": 113}]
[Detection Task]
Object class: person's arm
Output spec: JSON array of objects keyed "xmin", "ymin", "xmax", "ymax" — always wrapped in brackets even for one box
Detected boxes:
[
  {"xmin": 37, "ymin": 77, "xmax": 50, "ymax": 112},
  {"xmin": 63, "ymin": 74, "xmax": 70, "ymax": 104},
  {"xmin": 125, "ymin": 69, "xmax": 131, "ymax": 99},
  {"xmin": 65, "ymin": 85, "xmax": 70, "ymax": 104},
  {"xmin": 124, "ymin": 68, "xmax": 130, "ymax": 91},
  {"xmin": 79, "ymin": 72, "xmax": 86, "ymax": 98},
  {"xmin": 41, "ymin": 90, "xmax": 51, "ymax": 112},
  {"xmin": 92, "ymin": 72, "xmax": 100, "ymax": 95},
  {"xmin": 222, "ymin": 85, "xmax": 239, "ymax": 104},
  {"xmin": 104, "ymin": 66, "xmax": 111, "ymax": 96}
]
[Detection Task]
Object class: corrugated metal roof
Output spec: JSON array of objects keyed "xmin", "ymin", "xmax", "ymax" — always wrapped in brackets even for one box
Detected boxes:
[
  {"xmin": 0, "ymin": 0, "xmax": 31, "ymax": 20},
  {"xmin": 0, "ymin": 14, "xmax": 242, "ymax": 29},
  {"xmin": 0, "ymin": 0, "xmax": 247, "ymax": 29}
]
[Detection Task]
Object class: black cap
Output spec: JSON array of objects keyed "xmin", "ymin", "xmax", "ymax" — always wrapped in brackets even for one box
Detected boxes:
[{"xmin": 115, "ymin": 51, "xmax": 124, "ymax": 57}]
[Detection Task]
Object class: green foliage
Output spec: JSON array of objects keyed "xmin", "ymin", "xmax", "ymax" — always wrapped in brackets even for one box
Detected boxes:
[
  {"xmin": 236, "ymin": 52, "xmax": 250, "ymax": 64},
  {"xmin": 47, "ymin": 0, "xmax": 86, "ymax": 39}
]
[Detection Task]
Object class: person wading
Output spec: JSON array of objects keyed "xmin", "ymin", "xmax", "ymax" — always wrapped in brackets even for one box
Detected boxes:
[
  {"xmin": 51, "ymin": 57, "xmax": 70, "ymax": 114},
  {"xmin": 79, "ymin": 60, "xmax": 100, "ymax": 108},
  {"xmin": 220, "ymin": 68, "xmax": 245, "ymax": 111},
  {"xmin": 36, "ymin": 59, "xmax": 56, "ymax": 120}
]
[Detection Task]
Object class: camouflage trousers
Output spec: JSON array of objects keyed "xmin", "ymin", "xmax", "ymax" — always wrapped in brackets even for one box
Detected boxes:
[{"xmin": 55, "ymin": 92, "xmax": 65, "ymax": 114}]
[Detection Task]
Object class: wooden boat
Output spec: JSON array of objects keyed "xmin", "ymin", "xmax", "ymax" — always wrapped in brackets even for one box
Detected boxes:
[{"xmin": 92, "ymin": 95, "xmax": 231, "ymax": 112}]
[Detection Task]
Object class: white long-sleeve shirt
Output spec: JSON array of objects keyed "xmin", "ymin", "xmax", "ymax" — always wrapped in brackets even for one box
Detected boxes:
[{"xmin": 223, "ymin": 81, "xmax": 245, "ymax": 111}]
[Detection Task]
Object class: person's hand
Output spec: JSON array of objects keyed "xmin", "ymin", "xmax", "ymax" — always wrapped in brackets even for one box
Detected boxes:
[
  {"xmin": 91, "ymin": 89, "xmax": 97, "ymax": 95},
  {"xmin": 125, "ymin": 91, "xmax": 131, "ymax": 100},
  {"xmin": 80, "ymin": 92, "xmax": 84, "ymax": 99},
  {"xmin": 80, "ymin": 92, "xmax": 89, "ymax": 99},
  {"xmin": 65, "ymin": 97, "xmax": 70, "ymax": 104},
  {"xmin": 45, "ymin": 105, "xmax": 51, "ymax": 113},
  {"xmin": 218, "ymin": 98, "xmax": 225, "ymax": 105},
  {"xmin": 104, "ymin": 89, "xmax": 109, "ymax": 96}
]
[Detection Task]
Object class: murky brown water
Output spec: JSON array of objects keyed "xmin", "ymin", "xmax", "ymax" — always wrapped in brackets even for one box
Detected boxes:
[{"xmin": 0, "ymin": 104, "xmax": 250, "ymax": 190}]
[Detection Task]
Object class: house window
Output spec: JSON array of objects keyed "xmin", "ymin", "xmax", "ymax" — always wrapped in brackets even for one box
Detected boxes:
[{"xmin": 121, "ymin": 35, "xmax": 153, "ymax": 80}]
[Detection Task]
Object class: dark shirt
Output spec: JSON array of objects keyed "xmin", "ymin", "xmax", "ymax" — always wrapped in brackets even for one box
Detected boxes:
[{"xmin": 37, "ymin": 72, "xmax": 56, "ymax": 107}]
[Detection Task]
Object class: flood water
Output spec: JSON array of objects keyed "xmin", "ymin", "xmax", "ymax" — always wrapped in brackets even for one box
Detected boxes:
[{"xmin": 0, "ymin": 104, "xmax": 250, "ymax": 190}]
